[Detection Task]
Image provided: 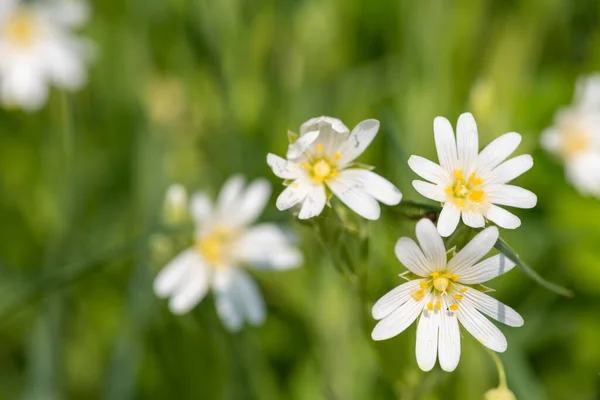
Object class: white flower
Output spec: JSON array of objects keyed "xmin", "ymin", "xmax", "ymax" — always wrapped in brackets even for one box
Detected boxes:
[
  {"xmin": 408, "ymin": 112, "xmax": 536, "ymax": 237},
  {"xmin": 371, "ymin": 219, "xmax": 523, "ymax": 372},
  {"xmin": 153, "ymin": 176, "xmax": 303, "ymax": 331},
  {"xmin": 541, "ymin": 75, "xmax": 600, "ymax": 197},
  {"xmin": 267, "ymin": 116, "xmax": 402, "ymax": 220},
  {"xmin": 0, "ymin": 0, "xmax": 93, "ymax": 111}
]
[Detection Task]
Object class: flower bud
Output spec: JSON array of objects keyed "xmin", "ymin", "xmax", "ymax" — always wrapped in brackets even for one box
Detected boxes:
[
  {"xmin": 164, "ymin": 184, "xmax": 188, "ymax": 224},
  {"xmin": 484, "ymin": 387, "xmax": 516, "ymax": 400}
]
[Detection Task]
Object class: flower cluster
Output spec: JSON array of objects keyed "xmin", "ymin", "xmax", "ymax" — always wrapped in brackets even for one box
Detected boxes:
[
  {"xmin": 154, "ymin": 112, "xmax": 537, "ymax": 376},
  {"xmin": 0, "ymin": 0, "xmax": 93, "ymax": 111},
  {"xmin": 541, "ymin": 75, "xmax": 600, "ymax": 197}
]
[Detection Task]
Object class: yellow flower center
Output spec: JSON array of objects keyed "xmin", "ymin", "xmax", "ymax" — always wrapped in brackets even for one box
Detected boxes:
[
  {"xmin": 5, "ymin": 11, "xmax": 37, "ymax": 47},
  {"xmin": 412, "ymin": 272, "xmax": 464, "ymax": 312},
  {"xmin": 433, "ymin": 276, "xmax": 449, "ymax": 292},
  {"xmin": 195, "ymin": 226, "xmax": 238, "ymax": 267},
  {"xmin": 300, "ymin": 144, "xmax": 341, "ymax": 183},
  {"xmin": 559, "ymin": 126, "xmax": 591, "ymax": 159},
  {"xmin": 445, "ymin": 169, "xmax": 486, "ymax": 209}
]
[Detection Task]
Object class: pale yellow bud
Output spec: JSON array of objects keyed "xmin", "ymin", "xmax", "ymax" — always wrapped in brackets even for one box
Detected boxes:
[{"xmin": 484, "ymin": 387, "xmax": 516, "ymax": 400}]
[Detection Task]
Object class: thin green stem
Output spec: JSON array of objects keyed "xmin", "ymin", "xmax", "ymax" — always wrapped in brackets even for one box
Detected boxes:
[{"xmin": 486, "ymin": 348, "xmax": 508, "ymax": 389}]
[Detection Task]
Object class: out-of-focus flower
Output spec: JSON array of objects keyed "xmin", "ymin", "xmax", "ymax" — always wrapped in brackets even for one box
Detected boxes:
[
  {"xmin": 541, "ymin": 75, "xmax": 600, "ymax": 198},
  {"xmin": 144, "ymin": 76, "xmax": 186, "ymax": 127},
  {"xmin": 409, "ymin": 112, "xmax": 536, "ymax": 237},
  {"xmin": 371, "ymin": 219, "xmax": 523, "ymax": 372},
  {"xmin": 267, "ymin": 116, "xmax": 402, "ymax": 220},
  {"xmin": 153, "ymin": 176, "xmax": 303, "ymax": 331},
  {"xmin": 0, "ymin": 0, "xmax": 93, "ymax": 111}
]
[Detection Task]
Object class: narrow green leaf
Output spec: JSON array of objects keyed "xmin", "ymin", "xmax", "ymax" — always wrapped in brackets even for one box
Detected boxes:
[{"xmin": 495, "ymin": 237, "xmax": 573, "ymax": 297}]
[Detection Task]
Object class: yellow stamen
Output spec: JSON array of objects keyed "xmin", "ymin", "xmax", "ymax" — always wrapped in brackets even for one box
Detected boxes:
[
  {"xmin": 427, "ymin": 302, "xmax": 433, "ymax": 311},
  {"xmin": 453, "ymin": 294, "xmax": 463, "ymax": 301},
  {"xmin": 301, "ymin": 161, "xmax": 311, "ymax": 170},
  {"xmin": 329, "ymin": 170, "xmax": 339, "ymax": 179},
  {"xmin": 435, "ymin": 300, "xmax": 441, "ymax": 310},
  {"xmin": 454, "ymin": 169, "xmax": 465, "ymax": 181},
  {"xmin": 430, "ymin": 272, "xmax": 440, "ymax": 279},
  {"xmin": 334, "ymin": 152, "xmax": 341, "ymax": 159},
  {"xmin": 468, "ymin": 189, "xmax": 485, "ymax": 203},
  {"xmin": 419, "ymin": 280, "xmax": 428, "ymax": 290},
  {"xmin": 411, "ymin": 289, "xmax": 425, "ymax": 301},
  {"xmin": 468, "ymin": 173, "xmax": 484, "ymax": 186},
  {"xmin": 460, "ymin": 288, "xmax": 468, "ymax": 293},
  {"xmin": 449, "ymin": 304, "xmax": 459, "ymax": 311},
  {"xmin": 316, "ymin": 144, "xmax": 323, "ymax": 152},
  {"xmin": 450, "ymin": 275, "xmax": 459, "ymax": 282},
  {"xmin": 444, "ymin": 186, "xmax": 454, "ymax": 195},
  {"xmin": 291, "ymin": 183, "xmax": 299, "ymax": 189}
]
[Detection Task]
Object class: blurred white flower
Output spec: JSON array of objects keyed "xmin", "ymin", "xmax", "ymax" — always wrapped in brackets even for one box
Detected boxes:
[
  {"xmin": 409, "ymin": 112, "xmax": 536, "ymax": 237},
  {"xmin": 541, "ymin": 75, "xmax": 600, "ymax": 198},
  {"xmin": 154, "ymin": 176, "xmax": 303, "ymax": 331},
  {"xmin": 371, "ymin": 219, "xmax": 523, "ymax": 372},
  {"xmin": 267, "ymin": 116, "xmax": 402, "ymax": 220},
  {"xmin": 0, "ymin": 0, "xmax": 93, "ymax": 111}
]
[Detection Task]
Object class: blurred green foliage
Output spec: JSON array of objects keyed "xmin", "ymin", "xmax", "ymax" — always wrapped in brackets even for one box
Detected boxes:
[{"xmin": 1, "ymin": 0, "xmax": 600, "ymax": 399}]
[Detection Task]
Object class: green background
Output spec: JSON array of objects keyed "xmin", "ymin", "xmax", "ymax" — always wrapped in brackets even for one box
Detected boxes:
[{"xmin": 0, "ymin": 0, "xmax": 599, "ymax": 399}]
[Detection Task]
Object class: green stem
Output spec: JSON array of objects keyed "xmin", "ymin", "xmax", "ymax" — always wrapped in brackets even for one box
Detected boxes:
[{"xmin": 487, "ymin": 349, "xmax": 508, "ymax": 389}]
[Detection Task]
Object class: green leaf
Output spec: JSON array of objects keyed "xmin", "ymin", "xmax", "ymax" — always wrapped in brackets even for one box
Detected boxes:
[{"xmin": 494, "ymin": 236, "xmax": 573, "ymax": 297}]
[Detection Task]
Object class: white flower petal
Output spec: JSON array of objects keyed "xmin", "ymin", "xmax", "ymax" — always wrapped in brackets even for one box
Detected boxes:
[
  {"xmin": 336, "ymin": 169, "xmax": 402, "ymax": 206},
  {"xmin": 475, "ymin": 132, "xmax": 522, "ymax": 176},
  {"xmin": 217, "ymin": 175, "xmax": 245, "ymax": 216},
  {"xmin": 486, "ymin": 184, "xmax": 537, "ymax": 209},
  {"xmin": 540, "ymin": 127, "xmax": 560, "ymax": 153},
  {"xmin": 415, "ymin": 218, "xmax": 446, "ymax": 269},
  {"xmin": 154, "ymin": 249, "xmax": 202, "ymax": 298},
  {"xmin": 447, "ymin": 226, "xmax": 499, "ymax": 273},
  {"xmin": 438, "ymin": 305, "xmax": 461, "ymax": 372},
  {"xmin": 461, "ymin": 288, "xmax": 524, "ymax": 327},
  {"xmin": 287, "ymin": 130, "xmax": 319, "ymax": 159},
  {"xmin": 566, "ymin": 154, "xmax": 600, "ymax": 197},
  {"xmin": 298, "ymin": 183, "xmax": 327, "ymax": 220},
  {"xmin": 456, "ymin": 254, "xmax": 516, "ymax": 284},
  {"xmin": 169, "ymin": 265, "xmax": 211, "ymax": 315},
  {"xmin": 275, "ymin": 179, "xmax": 311, "ymax": 210},
  {"xmin": 456, "ymin": 113, "xmax": 479, "ymax": 173},
  {"xmin": 266, "ymin": 153, "xmax": 304, "ymax": 180},
  {"xmin": 235, "ymin": 223, "xmax": 303, "ymax": 270},
  {"xmin": 301, "ymin": 116, "xmax": 349, "ymax": 135},
  {"xmin": 39, "ymin": 0, "xmax": 90, "ymax": 27},
  {"xmin": 394, "ymin": 237, "xmax": 434, "ymax": 277},
  {"xmin": 337, "ymin": 119, "xmax": 380, "ymax": 165},
  {"xmin": 437, "ymin": 203, "xmax": 461, "ymax": 237},
  {"xmin": 462, "ymin": 211, "xmax": 485, "ymax": 228},
  {"xmin": 213, "ymin": 268, "xmax": 266, "ymax": 331},
  {"xmin": 408, "ymin": 155, "xmax": 451, "ymax": 185},
  {"xmin": 231, "ymin": 269, "xmax": 266, "ymax": 326},
  {"xmin": 190, "ymin": 192, "xmax": 213, "ymax": 225},
  {"xmin": 415, "ymin": 307, "xmax": 439, "ymax": 372},
  {"xmin": 485, "ymin": 205, "xmax": 521, "ymax": 229},
  {"xmin": 485, "ymin": 155, "xmax": 534, "ymax": 185},
  {"xmin": 412, "ymin": 180, "xmax": 446, "ymax": 202},
  {"xmin": 234, "ymin": 178, "xmax": 272, "ymax": 227},
  {"xmin": 457, "ymin": 302, "xmax": 508, "ymax": 352},
  {"xmin": 327, "ymin": 173, "xmax": 381, "ymax": 220},
  {"xmin": 371, "ymin": 296, "xmax": 426, "ymax": 341},
  {"xmin": 434, "ymin": 116, "xmax": 458, "ymax": 171},
  {"xmin": 372, "ymin": 280, "xmax": 422, "ymax": 320}
]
